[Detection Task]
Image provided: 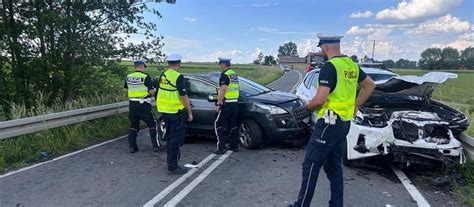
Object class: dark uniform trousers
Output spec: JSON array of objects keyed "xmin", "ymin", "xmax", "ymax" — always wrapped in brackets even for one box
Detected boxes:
[
  {"xmin": 215, "ymin": 103, "xmax": 239, "ymax": 150},
  {"xmin": 162, "ymin": 112, "xmax": 186, "ymax": 171},
  {"xmin": 128, "ymin": 101, "xmax": 159, "ymax": 149},
  {"xmin": 294, "ymin": 116, "xmax": 351, "ymax": 207}
]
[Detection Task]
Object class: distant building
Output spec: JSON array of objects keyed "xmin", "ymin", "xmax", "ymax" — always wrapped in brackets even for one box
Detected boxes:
[{"xmin": 277, "ymin": 55, "xmax": 306, "ymax": 65}]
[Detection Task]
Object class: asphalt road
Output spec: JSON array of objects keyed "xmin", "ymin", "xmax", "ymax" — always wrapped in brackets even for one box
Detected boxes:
[{"xmin": 0, "ymin": 68, "xmax": 463, "ymax": 207}]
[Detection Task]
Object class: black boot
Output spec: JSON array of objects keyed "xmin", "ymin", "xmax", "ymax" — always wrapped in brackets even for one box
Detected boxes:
[{"xmin": 128, "ymin": 128, "xmax": 139, "ymax": 153}]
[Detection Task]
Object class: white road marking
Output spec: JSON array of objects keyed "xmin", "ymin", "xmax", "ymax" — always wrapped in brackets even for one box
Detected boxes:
[
  {"xmin": 291, "ymin": 69, "xmax": 304, "ymax": 91},
  {"xmin": 391, "ymin": 166, "xmax": 431, "ymax": 207},
  {"xmin": 163, "ymin": 151, "xmax": 233, "ymax": 207},
  {"xmin": 142, "ymin": 153, "xmax": 217, "ymax": 207},
  {"xmin": 0, "ymin": 135, "xmax": 127, "ymax": 179}
]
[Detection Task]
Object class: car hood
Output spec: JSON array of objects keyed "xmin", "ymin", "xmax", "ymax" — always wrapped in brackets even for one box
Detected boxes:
[
  {"xmin": 373, "ymin": 72, "xmax": 457, "ymax": 98},
  {"xmin": 247, "ymin": 90, "xmax": 299, "ymax": 105}
]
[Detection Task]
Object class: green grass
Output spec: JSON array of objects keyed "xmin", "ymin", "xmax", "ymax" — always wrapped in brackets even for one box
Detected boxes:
[
  {"xmin": 454, "ymin": 161, "xmax": 474, "ymax": 206},
  {"xmin": 393, "ymin": 69, "xmax": 474, "ymax": 137},
  {"xmin": 0, "ymin": 114, "xmax": 129, "ymax": 173}
]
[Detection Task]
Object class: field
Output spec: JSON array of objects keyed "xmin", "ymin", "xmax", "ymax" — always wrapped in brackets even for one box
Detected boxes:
[
  {"xmin": 122, "ymin": 62, "xmax": 283, "ymax": 86},
  {"xmin": 393, "ymin": 69, "xmax": 474, "ymax": 136}
]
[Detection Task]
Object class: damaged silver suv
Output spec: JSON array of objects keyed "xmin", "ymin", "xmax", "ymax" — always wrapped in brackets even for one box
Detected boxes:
[{"xmin": 295, "ymin": 68, "xmax": 469, "ymax": 167}]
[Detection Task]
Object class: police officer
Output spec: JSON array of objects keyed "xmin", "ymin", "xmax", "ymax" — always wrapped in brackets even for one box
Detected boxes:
[
  {"xmin": 214, "ymin": 57, "xmax": 240, "ymax": 154},
  {"xmin": 290, "ymin": 35, "xmax": 375, "ymax": 207},
  {"xmin": 124, "ymin": 60, "xmax": 165, "ymax": 153},
  {"xmin": 157, "ymin": 54, "xmax": 193, "ymax": 175}
]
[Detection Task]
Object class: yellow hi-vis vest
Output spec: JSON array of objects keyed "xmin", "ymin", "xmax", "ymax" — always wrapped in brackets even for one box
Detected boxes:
[
  {"xmin": 126, "ymin": 72, "xmax": 149, "ymax": 98},
  {"xmin": 316, "ymin": 56, "xmax": 359, "ymax": 121},
  {"xmin": 157, "ymin": 69, "xmax": 185, "ymax": 114},
  {"xmin": 221, "ymin": 69, "xmax": 240, "ymax": 100}
]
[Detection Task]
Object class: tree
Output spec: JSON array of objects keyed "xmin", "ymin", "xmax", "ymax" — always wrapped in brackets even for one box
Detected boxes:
[
  {"xmin": 440, "ymin": 47, "xmax": 460, "ymax": 69},
  {"xmin": 382, "ymin": 59, "xmax": 395, "ymax": 68},
  {"xmin": 278, "ymin": 42, "xmax": 298, "ymax": 57},
  {"xmin": 394, "ymin": 59, "xmax": 417, "ymax": 69},
  {"xmin": 460, "ymin": 47, "xmax": 474, "ymax": 70},
  {"xmin": 263, "ymin": 55, "xmax": 276, "ymax": 65},
  {"xmin": 350, "ymin": 55, "xmax": 358, "ymax": 63},
  {"xmin": 0, "ymin": 1, "xmax": 167, "ymax": 108},
  {"xmin": 253, "ymin": 52, "xmax": 264, "ymax": 64},
  {"xmin": 419, "ymin": 48, "xmax": 442, "ymax": 70}
]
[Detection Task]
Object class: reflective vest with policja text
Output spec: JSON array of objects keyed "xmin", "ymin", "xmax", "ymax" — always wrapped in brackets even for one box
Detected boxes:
[
  {"xmin": 157, "ymin": 69, "xmax": 185, "ymax": 114},
  {"xmin": 126, "ymin": 72, "xmax": 149, "ymax": 98},
  {"xmin": 221, "ymin": 69, "xmax": 240, "ymax": 101},
  {"xmin": 316, "ymin": 56, "xmax": 359, "ymax": 121}
]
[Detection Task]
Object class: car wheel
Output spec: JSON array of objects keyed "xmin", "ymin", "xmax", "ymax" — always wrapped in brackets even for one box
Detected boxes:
[
  {"xmin": 157, "ymin": 118, "xmax": 167, "ymax": 142},
  {"xmin": 342, "ymin": 140, "xmax": 353, "ymax": 167},
  {"xmin": 240, "ymin": 119, "xmax": 263, "ymax": 149}
]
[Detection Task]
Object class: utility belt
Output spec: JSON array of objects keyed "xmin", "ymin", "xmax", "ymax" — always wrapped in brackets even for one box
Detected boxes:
[
  {"xmin": 322, "ymin": 109, "xmax": 338, "ymax": 125},
  {"xmin": 224, "ymin": 99, "xmax": 238, "ymax": 103},
  {"xmin": 129, "ymin": 98, "xmax": 152, "ymax": 104}
]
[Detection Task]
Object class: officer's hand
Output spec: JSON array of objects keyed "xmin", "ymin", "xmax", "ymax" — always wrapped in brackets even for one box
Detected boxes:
[
  {"xmin": 187, "ymin": 113, "xmax": 193, "ymax": 122},
  {"xmin": 353, "ymin": 106, "xmax": 359, "ymax": 118},
  {"xmin": 216, "ymin": 106, "xmax": 221, "ymax": 113}
]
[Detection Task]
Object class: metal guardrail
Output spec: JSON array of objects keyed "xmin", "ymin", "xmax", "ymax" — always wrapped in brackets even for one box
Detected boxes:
[
  {"xmin": 0, "ymin": 101, "xmax": 129, "ymax": 140},
  {"xmin": 460, "ymin": 132, "xmax": 474, "ymax": 161}
]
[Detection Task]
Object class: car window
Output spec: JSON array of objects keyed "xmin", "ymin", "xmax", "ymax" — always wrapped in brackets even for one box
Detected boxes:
[
  {"xmin": 186, "ymin": 79, "xmax": 216, "ymax": 99},
  {"xmin": 303, "ymin": 73, "xmax": 314, "ymax": 88},
  {"xmin": 239, "ymin": 77, "xmax": 271, "ymax": 97},
  {"xmin": 310, "ymin": 72, "xmax": 319, "ymax": 87},
  {"xmin": 367, "ymin": 73, "xmax": 395, "ymax": 82}
]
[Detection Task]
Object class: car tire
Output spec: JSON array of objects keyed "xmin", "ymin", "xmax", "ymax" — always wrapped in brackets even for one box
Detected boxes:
[
  {"xmin": 240, "ymin": 119, "xmax": 263, "ymax": 149},
  {"xmin": 157, "ymin": 118, "xmax": 167, "ymax": 142},
  {"xmin": 342, "ymin": 140, "xmax": 353, "ymax": 167}
]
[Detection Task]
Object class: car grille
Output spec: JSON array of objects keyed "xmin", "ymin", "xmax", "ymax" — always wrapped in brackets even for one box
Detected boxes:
[{"xmin": 293, "ymin": 108, "xmax": 308, "ymax": 119}]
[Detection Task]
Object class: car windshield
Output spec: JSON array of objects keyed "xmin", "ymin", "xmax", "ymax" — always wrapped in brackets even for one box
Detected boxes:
[
  {"xmin": 239, "ymin": 77, "xmax": 272, "ymax": 97},
  {"xmin": 367, "ymin": 73, "xmax": 396, "ymax": 82}
]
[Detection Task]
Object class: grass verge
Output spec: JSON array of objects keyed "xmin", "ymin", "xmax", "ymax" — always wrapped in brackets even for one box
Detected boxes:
[
  {"xmin": 0, "ymin": 114, "xmax": 129, "ymax": 173},
  {"xmin": 454, "ymin": 161, "xmax": 474, "ymax": 206}
]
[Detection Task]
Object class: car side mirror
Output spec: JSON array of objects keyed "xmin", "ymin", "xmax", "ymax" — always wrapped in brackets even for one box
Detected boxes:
[{"xmin": 207, "ymin": 94, "xmax": 218, "ymax": 102}]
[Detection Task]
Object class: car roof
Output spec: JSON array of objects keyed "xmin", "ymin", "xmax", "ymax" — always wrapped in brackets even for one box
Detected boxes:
[
  {"xmin": 361, "ymin": 67, "xmax": 396, "ymax": 75},
  {"xmin": 184, "ymin": 72, "xmax": 221, "ymax": 84}
]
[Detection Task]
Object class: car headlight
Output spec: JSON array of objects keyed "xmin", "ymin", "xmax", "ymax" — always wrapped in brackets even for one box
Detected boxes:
[{"xmin": 255, "ymin": 103, "xmax": 288, "ymax": 114}]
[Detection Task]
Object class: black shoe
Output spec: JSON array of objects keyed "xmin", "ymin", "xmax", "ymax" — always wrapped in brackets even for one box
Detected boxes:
[
  {"xmin": 153, "ymin": 146, "xmax": 166, "ymax": 152},
  {"xmin": 213, "ymin": 149, "xmax": 227, "ymax": 154},
  {"xmin": 130, "ymin": 147, "xmax": 139, "ymax": 153},
  {"xmin": 167, "ymin": 166, "xmax": 188, "ymax": 175},
  {"xmin": 229, "ymin": 147, "xmax": 239, "ymax": 152}
]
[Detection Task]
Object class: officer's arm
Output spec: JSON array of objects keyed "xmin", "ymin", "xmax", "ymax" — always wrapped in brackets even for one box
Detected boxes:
[
  {"xmin": 307, "ymin": 86, "xmax": 330, "ymax": 110},
  {"xmin": 355, "ymin": 76, "xmax": 375, "ymax": 108},
  {"xmin": 180, "ymin": 95, "xmax": 192, "ymax": 114},
  {"xmin": 217, "ymin": 85, "xmax": 227, "ymax": 105}
]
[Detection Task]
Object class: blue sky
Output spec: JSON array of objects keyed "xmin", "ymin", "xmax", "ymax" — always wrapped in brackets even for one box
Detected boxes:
[{"xmin": 139, "ymin": 0, "xmax": 473, "ymax": 63}]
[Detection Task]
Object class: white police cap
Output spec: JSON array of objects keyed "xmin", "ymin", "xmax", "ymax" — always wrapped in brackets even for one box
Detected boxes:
[
  {"xmin": 166, "ymin": 54, "xmax": 182, "ymax": 63},
  {"xmin": 317, "ymin": 34, "xmax": 344, "ymax": 46}
]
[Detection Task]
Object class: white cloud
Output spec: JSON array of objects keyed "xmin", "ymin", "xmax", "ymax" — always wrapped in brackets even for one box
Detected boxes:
[
  {"xmin": 346, "ymin": 26, "xmax": 376, "ymax": 35},
  {"xmin": 184, "ymin": 17, "xmax": 196, "ymax": 22},
  {"xmin": 350, "ymin": 11, "xmax": 374, "ymax": 18},
  {"xmin": 342, "ymin": 37, "xmax": 397, "ymax": 60},
  {"xmin": 432, "ymin": 32, "xmax": 474, "ymax": 50},
  {"xmin": 376, "ymin": 0, "xmax": 463, "ymax": 22},
  {"xmin": 210, "ymin": 50, "xmax": 242, "ymax": 59},
  {"xmin": 250, "ymin": 48, "xmax": 263, "ymax": 60},
  {"xmin": 297, "ymin": 39, "xmax": 317, "ymax": 56},
  {"xmin": 407, "ymin": 15, "xmax": 471, "ymax": 35}
]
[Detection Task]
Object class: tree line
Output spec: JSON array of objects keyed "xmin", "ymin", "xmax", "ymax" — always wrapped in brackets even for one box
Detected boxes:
[
  {"xmin": 0, "ymin": 1, "xmax": 173, "ymax": 116},
  {"xmin": 351, "ymin": 47, "xmax": 474, "ymax": 70}
]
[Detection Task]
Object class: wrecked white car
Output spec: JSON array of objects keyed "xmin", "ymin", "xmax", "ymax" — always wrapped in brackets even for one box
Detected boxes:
[{"xmin": 295, "ymin": 68, "xmax": 469, "ymax": 167}]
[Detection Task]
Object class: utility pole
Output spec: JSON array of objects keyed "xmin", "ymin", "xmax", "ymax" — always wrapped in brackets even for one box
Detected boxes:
[{"xmin": 371, "ymin": 40, "xmax": 375, "ymax": 62}]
